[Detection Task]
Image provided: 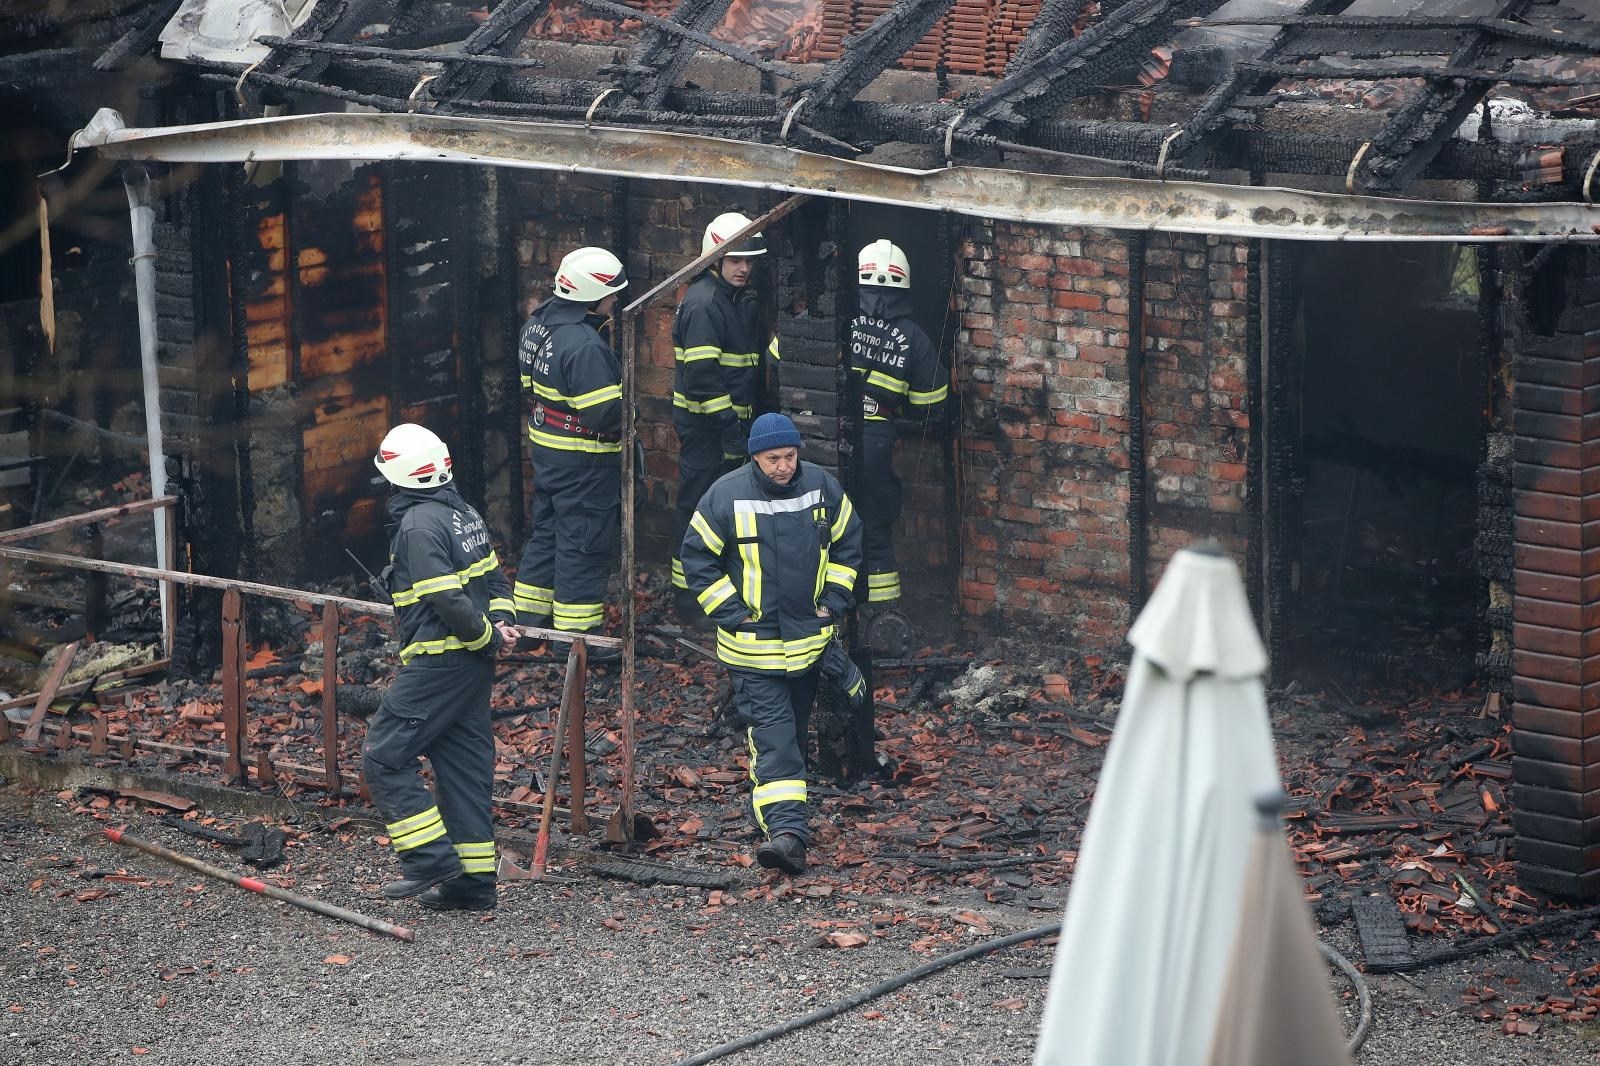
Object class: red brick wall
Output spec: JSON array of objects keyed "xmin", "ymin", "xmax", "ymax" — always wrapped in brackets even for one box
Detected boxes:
[
  {"xmin": 955, "ymin": 220, "xmax": 1135, "ymax": 648},
  {"xmin": 1142, "ymin": 233, "xmax": 1252, "ymax": 576},
  {"xmin": 953, "ymin": 223, "xmax": 1253, "ymax": 649}
]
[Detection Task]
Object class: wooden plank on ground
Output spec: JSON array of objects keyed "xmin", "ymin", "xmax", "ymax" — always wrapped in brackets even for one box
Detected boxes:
[{"xmin": 22, "ymin": 641, "xmax": 79, "ymax": 744}]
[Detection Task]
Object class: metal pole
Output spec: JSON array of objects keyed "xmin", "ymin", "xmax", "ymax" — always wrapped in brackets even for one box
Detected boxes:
[
  {"xmin": 104, "ymin": 828, "xmax": 414, "ymax": 942},
  {"xmin": 123, "ymin": 168, "xmax": 171, "ymax": 639}
]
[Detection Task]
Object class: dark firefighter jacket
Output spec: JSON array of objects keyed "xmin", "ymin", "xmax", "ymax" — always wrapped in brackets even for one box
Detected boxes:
[
  {"xmin": 848, "ymin": 290, "xmax": 948, "ymax": 425},
  {"xmin": 519, "ymin": 297, "xmax": 623, "ymax": 462},
  {"xmin": 387, "ymin": 485, "xmax": 516, "ymax": 666},
  {"xmin": 679, "ymin": 460, "xmax": 863, "ymax": 674},
  {"xmin": 672, "ymin": 271, "xmax": 778, "ymax": 454}
]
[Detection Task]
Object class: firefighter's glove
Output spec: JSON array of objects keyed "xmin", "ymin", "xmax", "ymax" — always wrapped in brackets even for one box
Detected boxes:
[{"xmin": 819, "ymin": 638, "xmax": 866, "ymax": 708}]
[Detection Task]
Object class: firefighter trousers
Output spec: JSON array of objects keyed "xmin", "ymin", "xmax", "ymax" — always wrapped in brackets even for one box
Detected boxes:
[
  {"xmin": 859, "ymin": 423, "xmax": 902, "ymax": 604},
  {"xmin": 732, "ymin": 666, "xmax": 819, "ymax": 843},
  {"xmin": 670, "ymin": 417, "xmax": 745, "ymax": 590},
  {"xmin": 515, "ymin": 455, "xmax": 620, "ymax": 633},
  {"xmin": 362, "ymin": 651, "xmax": 497, "ymax": 884}
]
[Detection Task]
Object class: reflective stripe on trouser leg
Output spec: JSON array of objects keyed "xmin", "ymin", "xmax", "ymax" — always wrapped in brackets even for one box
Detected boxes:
[
  {"xmin": 453, "ymin": 841, "xmax": 497, "ymax": 875},
  {"xmin": 732, "ymin": 669, "xmax": 814, "ymax": 843},
  {"xmin": 427, "ymin": 654, "xmax": 497, "ymax": 881},
  {"xmin": 540, "ymin": 457, "xmax": 620, "ymax": 634},
  {"xmin": 867, "ymin": 572, "xmax": 901, "ymax": 603},
  {"xmin": 513, "ymin": 580, "xmax": 553, "ymax": 621},
  {"xmin": 515, "ymin": 479, "xmax": 558, "ymax": 626},
  {"xmin": 671, "ymin": 417, "xmax": 729, "ymax": 589},
  {"xmin": 859, "ymin": 424, "xmax": 902, "ymax": 604}
]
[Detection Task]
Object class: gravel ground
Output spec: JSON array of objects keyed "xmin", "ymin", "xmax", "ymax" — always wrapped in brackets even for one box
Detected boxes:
[{"xmin": 2, "ymin": 785, "xmax": 1597, "ymax": 1066}]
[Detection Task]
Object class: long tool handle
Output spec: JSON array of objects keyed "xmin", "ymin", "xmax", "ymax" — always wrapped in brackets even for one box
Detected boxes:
[
  {"xmin": 105, "ymin": 828, "xmax": 414, "ymax": 942},
  {"xmin": 531, "ymin": 641, "xmax": 580, "ymax": 876}
]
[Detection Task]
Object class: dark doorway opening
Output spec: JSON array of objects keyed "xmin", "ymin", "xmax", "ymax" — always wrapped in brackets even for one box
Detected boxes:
[{"xmin": 1269, "ymin": 242, "xmax": 1487, "ymax": 686}]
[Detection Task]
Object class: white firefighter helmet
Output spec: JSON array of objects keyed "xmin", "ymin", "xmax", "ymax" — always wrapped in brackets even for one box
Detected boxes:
[
  {"xmin": 858, "ymin": 239, "xmax": 910, "ymax": 289},
  {"xmin": 553, "ymin": 246, "xmax": 628, "ymax": 302},
  {"xmin": 374, "ymin": 423, "xmax": 454, "ymax": 489},
  {"xmin": 702, "ymin": 211, "xmax": 768, "ymax": 258}
]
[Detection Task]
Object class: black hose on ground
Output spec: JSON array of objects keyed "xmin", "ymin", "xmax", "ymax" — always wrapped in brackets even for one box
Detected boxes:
[{"xmin": 665, "ymin": 924, "xmax": 1372, "ymax": 1066}]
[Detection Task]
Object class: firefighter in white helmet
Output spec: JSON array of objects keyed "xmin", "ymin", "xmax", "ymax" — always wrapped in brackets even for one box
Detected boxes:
[
  {"xmin": 668, "ymin": 211, "xmax": 780, "ymax": 626},
  {"xmin": 364, "ymin": 423, "xmax": 518, "ymax": 911},
  {"xmin": 848, "ymin": 239, "xmax": 948, "ymax": 611},
  {"xmin": 512, "ymin": 247, "xmax": 628, "ymax": 656}
]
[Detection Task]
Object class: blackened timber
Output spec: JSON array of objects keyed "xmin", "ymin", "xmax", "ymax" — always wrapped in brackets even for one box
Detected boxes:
[
  {"xmin": 576, "ymin": 0, "xmax": 795, "ymax": 92},
  {"xmin": 798, "ymin": 0, "xmax": 961, "ymax": 124},
  {"xmin": 1171, "ymin": 0, "xmax": 1360, "ymax": 169},
  {"xmin": 1189, "ymin": 14, "xmax": 1600, "ymax": 55},
  {"xmin": 93, "ymin": 0, "xmax": 184, "ymax": 72},
  {"xmin": 1235, "ymin": 59, "xmax": 1577, "ymax": 86},
  {"xmin": 254, "ymin": 36, "xmax": 550, "ymax": 70},
  {"xmin": 1357, "ymin": 1, "xmax": 1531, "ymax": 195},
  {"xmin": 425, "ymin": 0, "xmax": 552, "ymax": 104},
  {"xmin": 254, "ymin": 0, "xmax": 389, "ymax": 89},
  {"xmin": 961, "ymin": 0, "xmax": 1228, "ymax": 134},
  {"xmin": 1006, "ymin": 0, "xmax": 1090, "ymax": 73},
  {"xmin": 613, "ymin": 0, "xmax": 736, "ymax": 109}
]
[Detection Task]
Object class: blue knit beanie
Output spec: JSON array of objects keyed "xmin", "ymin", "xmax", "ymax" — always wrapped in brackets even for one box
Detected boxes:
[{"xmin": 746, "ymin": 413, "xmax": 802, "ymax": 455}]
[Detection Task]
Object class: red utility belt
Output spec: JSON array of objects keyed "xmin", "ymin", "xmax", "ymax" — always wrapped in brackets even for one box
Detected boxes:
[{"xmin": 532, "ymin": 403, "xmax": 620, "ymax": 442}]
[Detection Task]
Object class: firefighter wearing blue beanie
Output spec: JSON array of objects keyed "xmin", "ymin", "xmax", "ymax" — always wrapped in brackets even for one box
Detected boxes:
[
  {"xmin": 745, "ymin": 412, "xmax": 802, "ymax": 455},
  {"xmin": 677, "ymin": 409, "xmax": 863, "ymax": 874}
]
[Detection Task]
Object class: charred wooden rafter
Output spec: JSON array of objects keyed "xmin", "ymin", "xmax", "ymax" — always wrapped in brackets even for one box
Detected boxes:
[
  {"xmin": 794, "ymin": 0, "xmax": 960, "ymax": 128},
  {"xmin": 93, "ymin": 0, "xmax": 185, "ymax": 72},
  {"xmin": 1355, "ymin": 0, "xmax": 1531, "ymax": 194},
  {"xmin": 1168, "ymin": 0, "xmax": 1353, "ymax": 170},
  {"xmin": 1187, "ymin": 14, "xmax": 1600, "ymax": 55},
  {"xmin": 253, "ymin": 0, "xmax": 389, "ymax": 87},
  {"xmin": 960, "ymin": 0, "xmax": 1227, "ymax": 135},
  {"xmin": 423, "ymin": 0, "xmax": 552, "ymax": 104},
  {"xmin": 1006, "ymin": 0, "xmax": 1090, "ymax": 72},
  {"xmin": 613, "ymin": 0, "xmax": 737, "ymax": 109}
]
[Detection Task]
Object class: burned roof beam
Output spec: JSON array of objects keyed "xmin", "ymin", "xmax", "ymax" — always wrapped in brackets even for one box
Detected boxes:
[
  {"xmin": 423, "ymin": 0, "xmax": 551, "ymax": 103},
  {"xmin": 255, "ymin": 35, "xmax": 547, "ymax": 70},
  {"xmin": 93, "ymin": 0, "xmax": 185, "ymax": 72},
  {"xmin": 1186, "ymin": 14, "xmax": 1600, "ymax": 55},
  {"xmin": 1356, "ymin": 0, "xmax": 1531, "ymax": 194},
  {"xmin": 1166, "ymin": 0, "xmax": 1353, "ymax": 170},
  {"xmin": 1233, "ymin": 59, "xmax": 1575, "ymax": 86},
  {"xmin": 254, "ymin": 0, "xmax": 391, "ymax": 86},
  {"xmin": 794, "ymin": 0, "xmax": 960, "ymax": 128},
  {"xmin": 607, "ymin": 0, "xmax": 737, "ymax": 110},
  {"xmin": 962, "ymin": 0, "xmax": 1228, "ymax": 135},
  {"xmin": 1005, "ymin": 0, "xmax": 1090, "ymax": 72}
]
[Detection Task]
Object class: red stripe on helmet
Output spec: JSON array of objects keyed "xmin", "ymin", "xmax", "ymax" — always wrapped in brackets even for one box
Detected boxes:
[
  {"xmin": 380, "ymin": 449, "xmax": 400, "ymax": 461},
  {"xmin": 590, "ymin": 271, "xmax": 616, "ymax": 283},
  {"xmin": 408, "ymin": 463, "xmax": 437, "ymax": 478}
]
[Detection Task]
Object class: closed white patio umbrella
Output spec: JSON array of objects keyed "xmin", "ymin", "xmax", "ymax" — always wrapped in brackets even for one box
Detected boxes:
[{"xmin": 1033, "ymin": 543, "xmax": 1349, "ymax": 1066}]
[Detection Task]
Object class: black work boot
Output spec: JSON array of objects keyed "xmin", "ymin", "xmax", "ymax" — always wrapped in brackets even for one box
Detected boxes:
[
  {"xmin": 418, "ymin": 874, "xmax": 497, "ymax": 912},
  {"xmin": 382, "ymin": 866, "xmax": 460, "ymax": 900},
  {"xmin": 756, "ymin": 832, "xmax": 807, "ymax": 875}
]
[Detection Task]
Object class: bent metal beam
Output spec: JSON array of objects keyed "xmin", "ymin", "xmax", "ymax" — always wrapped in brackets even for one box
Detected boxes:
[{"xmin": 73, "ymin": 109, "xmax": 1600, "ymax": 243}]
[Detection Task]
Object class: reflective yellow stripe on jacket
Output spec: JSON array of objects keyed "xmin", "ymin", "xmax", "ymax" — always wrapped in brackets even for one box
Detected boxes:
[
  {"xmin": 399, "ymin": 617, "xmax": 494, "ymax": 664},
  {"xmin": 716, "ymin": 626, "xmax": 833, "ymax": 673},
  {"xmin": 391, "ymin": 553, "xmax": 503, "ymax": 607}
]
